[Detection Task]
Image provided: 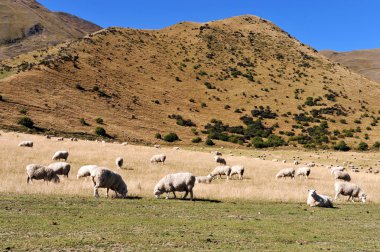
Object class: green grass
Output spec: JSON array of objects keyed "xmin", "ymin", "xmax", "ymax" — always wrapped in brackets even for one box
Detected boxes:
[
  {"xmin": 1, "ymin": 193, "xmax": 379, "ymax": 251},
  {"xmin": 0, "ymin": 70, "xmax": 15, "ymax": 80}
]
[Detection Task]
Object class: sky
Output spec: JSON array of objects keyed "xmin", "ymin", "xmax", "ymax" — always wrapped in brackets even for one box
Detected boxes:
[{"xmin": 38, "ymin": 0, "xmax": 380, "ymax": 52}]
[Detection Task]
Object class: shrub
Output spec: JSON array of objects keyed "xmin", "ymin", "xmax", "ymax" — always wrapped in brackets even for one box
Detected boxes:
[
  {"xmin": 175, "ymin": 76, "xmax": 182, "ymax": 82},
  {"xmin": 19, "ymin": 108, "xmax": 28, "ymax": 115},
  {"xmin": 191, "ymin": 128, "xmax": 198, "ymax": 135},
  {"xmin": 155, "ymin": 133, "xmax": 162, "ymax": 139},
  {"xmin": 251, "ymin": 137, "xmax": 266, "ymax": 148},
  {"xmin": 75, "ymin": 83, "xmax": 85, "ymax": 91},
  {"xmin": 95, "ymin": 127, "xmax": 106, "ymax": 137},
  {"xmin": 192, "ymin": 137, "xmax": 202, "ymax": 143},
  {"xmin": 79, "ymin": 118, "xmax": 89, "ymax": 126},
  {"xmin": 373, "ymin": 141, "xmax": 380, "ymax": 149},
  {"xmin": 204, "ymin": 82, "xmax": 215, "ymax": 89},
  {"xmin": 163, "ymin": 133, "xmax": 179, "ymax": 142},
  {"xmin": 0, "ymin": 95, "xmax": 3, "ymax": 101},
  {"xmin": 201, "ymin": 102, "xmax": 207, "ymax": 108},
  {"xmin": 95, "ymin": 117, "xmax": 104, "ymax": 124},
  {"xmin": 17, "ymin": 116, "xmax": 34, "ymax": 128},
  {"xmin": 205, "ymin": 138, "xmax": 215, "ymax": 146},
  {"xmin": 333, "ymin": 141, "xmax": 350, "ymax": 151},
  {"xmin": 358, "ymin": 142, "xmax": 368, "ymax": 151}
]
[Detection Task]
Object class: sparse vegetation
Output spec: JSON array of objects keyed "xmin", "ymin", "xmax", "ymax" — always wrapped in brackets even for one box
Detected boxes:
[
  {"xmin": 95, "ymin": 117, "xmax": 104, "ymax": 124},
  {"xmin": 95, "ymin": 126, "xmax": 106, "ymax": 137},
  {"xmin": 333, "ymin": 141, "xmax": 350, "ymax": 151},
  {"xmin": 358, "ymin": 142, "xmax": 369, "ymax": 151},
  {"xmin": 191, "ymin": 137, "xmax": 202, "ymax": 143},
  {"xmin": 17, "ymin": 116, "xmax": 34, "ymax": 128},
  {"xmin": 154, "ymin": 133, "xmax": 162, "ymax": 139}
]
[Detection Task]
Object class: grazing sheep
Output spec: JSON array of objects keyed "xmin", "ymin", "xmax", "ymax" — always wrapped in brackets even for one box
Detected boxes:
[
  {"xmin": 333, "ymin": 171, "xmax": 351, "ymax": 181},
  {"xmin": 70, "ymin": 137, "xmax": 78, "ymax": 141},
  {"xmin": 212, "ymin": 151, "xmax": 222, "ymax": 156},
  {"xmin": 18, "ymin": 141, "xmax": 33, "ymax": 147},
  {"xmin": 196, "ymin": 174, "xmax": 213, "ymax": 184},
  {"xmin": 121, "ymin": 142, "xmax": 128, "ymax": 146},
  {"xmin": 275, "ymin": 168, "xmax": 295, "ymax": 179},
  {"xmin": 295, "ymin": 167, "xmax": 311, "ymax": 178},
  {"xmin": 214, "ymin": 156, "xmax": 227, "ymax": 165},
  {"xmin": 52, "ymin": 151, "xmax": 69, "ymax": 161},
  {"xmin": 77, "ymin": 165, "xmax": 98, "ymax": 179},
  {"xmin": 293, "ymin": 160, "xmax": 299, "ymax": 165},
  {"xmin": 154, "ymin": 144, "xmax": 160, "ymax": 148},
  {"xmin": 57, "ymin": 137, "xmax": 64, "ymax": 141},
  {"xmin": 91, "ymin": 167, "xmax": 128, "ymax": 198},
  {"xmin": 282, "ymin": 160, "xmax": 286, "ymax": 164},
  {"xmin": 154, "ymin": 172, "xmax": 196, "ymax": 200},
  {"xmin": 307, "ymin": 189, "xmax": 333, "ymax": 208},
  {"xmin": 26, "ymin": 164, "xmax": 60, "ymax": 184},
  {"xmin": 334, "ymin": 181, "xmax": 366, "ymax": 202},
  {"xmin": 306, "ymin": 162, "xmax": 315, "ymax": 167},
  {"xmin": 115, "ymin": 157, "xmax": 123, "ymax": 169},
  {"xmin": 329, "ymin": 166, "xmax": 345, "ymax": 174},
  {"xmin": 150, "ymin": 154, "xmax": 166, "ymax": 164},
  {"xmin": 210, "ymin": 166, "xmax": 231, "ymax": 179},
  {"xmin": 47, "ymin": 162, "xmax": 71, "ymax": 178},
  {"xmin": 229, "ymin": 165, "xmax": 244, "ymax": 180},
  {"xmin": 173, "ymin": 147, "xmax": 180, "ymax": 150},
  {"xmin": 46, "ymin": 135, "xmax": 52, "ymax": 139}
]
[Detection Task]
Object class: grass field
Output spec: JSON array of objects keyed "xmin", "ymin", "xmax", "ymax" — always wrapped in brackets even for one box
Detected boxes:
[{"xmin": 0, "ymin": 131, "xmax": 380, "ymax": 251}]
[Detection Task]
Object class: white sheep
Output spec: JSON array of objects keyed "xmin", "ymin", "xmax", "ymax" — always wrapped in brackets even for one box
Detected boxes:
[
  {"xmin": 214, "ymin": 156, "xmax": 227, "ymax": 165},
  {"xmin": 18, "ymin": 141, "xmax": 33, "ymax": 147},
  {"xmin": 154, "ymin": 172, "xmax": 196, "ymax": 200},
  {"xmin": 26, "ymin": 164, "xmax": 60, "ymax": 184},
  {"xmin": 229, "ymin": 165, "xmax": 244, "ymax": 180},
  {"xmin": 150, "ymin": 154, "xmax": 166, "ymax": 164},
  {"xmin": 295, "ymin": 167, "xmax": 311, "ymax": 178},
  {"xmin": 333, "ymin": 171, "xmax": 351, "ymax": 181},
  {"xmin": 275, "ymin": 168, "xmax": 295, "ymax": 179},
  {"xmin": 154, "ymin": 144, "xmax": 160, "ymax": 148},
  {"xmin": 196, "ymin": 175, "xmax": 213, "ymax": 184},
  {"xmin": 77, "ymin": 165, "xmax": 98, "ymax": 179},
  {"xmin": 115, "ymin": 157, "xmax": 123, "ymax": 169},
  {"xmin": 307, "ymin": 189, "xmax": 333, "ymax": 208},
  {"xmin": 47, "ymin": 162, "xmax": 71, "ymax": 178},
  {"xmin": 52, "ymin": 150, "xmax": 69, "ymax": 161},
  {"xmin": 282, "ymin": 160, "xmax": 286, "ymax": 164},
  {"xmin": 293, "ymin": 160, "xmax": 299, "ymax": 165},
  {"xmin": 334, "ymin": 181, "xmax": 366, "ymax": 202},
  {"xmin": 329, "ymin": 166, "xmax": 345, "ymax": 174},
  {"xmin": 212, "ymin": 151, "xmax": 222, "ymax": 156},
  {"xmin": 210, "ymin": 166, "xmax": 231, "ymax": 179},
  {"xmin": 306, "ymin": 162, "xmax": 315, "ymax": 167},
  {"xmin": 91, "ymin": 167, "xmax": 128, "ymax": 198}
]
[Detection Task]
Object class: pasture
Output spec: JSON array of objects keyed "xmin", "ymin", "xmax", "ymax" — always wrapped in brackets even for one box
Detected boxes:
[{"xmin": 1, "ymin": 131, "xmax": 380, "ymax": 251}]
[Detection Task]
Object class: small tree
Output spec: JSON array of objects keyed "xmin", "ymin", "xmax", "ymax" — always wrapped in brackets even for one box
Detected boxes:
[
  {"xmin": 358, "ymin": 142, "xmax": 369, "ymax": 151},
  {"xmin": 17, "ymin": 116, "xmax": 34, "ymax": 128},
  {"xmin": 163, "ymin": 133, "xmax": 179, "ymax": 142},
  {"xmin": 373, "ymin": 141, "xmax": 380, "ymax": 149},
  {"xmin": 155, "ymin": 133, "xmax": 162, "ymax": 139},
  {"xmin": 333, "ymin": 141, "xmax": 350, "ymax": 151},
  {"xmin": 205, "ymin": 138, "xmax": 215, "ymax": 146},
  {"xmin": 95, "ymin": 117, "xmax": 104, "ymax": 124},
  {"xmin": 192, "ymin": 137, "xmax": 202, "ymax": 143},
  {"xmin": 95, "ymin": 127, "xmax": 106, "ymax": 137}
]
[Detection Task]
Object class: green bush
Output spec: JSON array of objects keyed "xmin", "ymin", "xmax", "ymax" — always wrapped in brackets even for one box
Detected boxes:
[
  {"xmin": 358, "ymin": 142, "xmax": 368, "ymax": 151},
  {"xmin": 95, "ymin": 127, "xmax": 106, "ymax": 137},
  {"xmin": 373, "ymin": 141, "xmax": 380, "ymax": 149},
  {"xmin": 333, "ymin": 141, "xmax": 350, "ymax": 151},
  {"xmin": 163, "ymin": 133, "xmax": 179, "ymax": 142},
  {"xmin": 95, "ymin": 117, "xmax": 104, "ymax": 124},
  {"xmin": 205, "ymin": 138, "xmax": 215, "ymax": 146},
  {"xmin": 17, "ymin": 116, "xmax": 34, "ymax": 128},
  {"xmin": 79, "ymin": 118, "xmax": 88, "ymax": 126},
  {"xmin": 192, "ymin": 137, "xmax": 202, "ymax": 143},
  {"xmin": 155, "ymin": 133, "xmax": 162, "ymax": 139}
]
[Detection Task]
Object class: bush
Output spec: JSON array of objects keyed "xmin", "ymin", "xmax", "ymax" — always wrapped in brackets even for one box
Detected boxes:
[
  {"xmin": 204, "ymin": 82, "xmax": 215, "ymax": 89},
  {"xmin": 163, "ymin": 133, "xmax": 179, "ymax": 142},
  {"xmin": 17, "ymin": 116, "xmax": 34, "ymax": 128},
  {"xmin": 333, "ymin": 141, "xmax": 350, "ymax": 151},
  {"xmin": 95, "ymin": 127, "xmax": 106, "ymax": 136},
  {"xmin": 0, "ymin": 95, "xmax": 3, "ymax": 101},
  {"xmin": 155, "ymin": 133, "xmax": 162, "ymax": 139},
  {"xmin": 79, "ymin": 118, "xmax": 88, "ymax": 126},
  {"xmin": 373, "ymin": 141, "xmax": 380, "ymax": 149},
  {"xmin": 75, "ymin": 83, "xmax": 85, "ymax": 91},
  {"xmin": 95, "ymin": 117, "xmax": 104, "ymax": 124},
  {"xmin": 251, "ymin": 137, "xmax": 266, "ymax": 148},
  {"xmin": 358, "ymin": 142, "xmax": 369, "ymax": 151},
  {"xmin": 192, "ymin": 137, "xmax": 202, "ymax": 143},
  {"xmin": 205, "ymin": 138, "xmax": 215, "ymax": 146}
]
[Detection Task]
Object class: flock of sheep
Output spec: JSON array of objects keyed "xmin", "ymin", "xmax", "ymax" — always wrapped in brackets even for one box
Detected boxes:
[{"xmin": 19, "ymin": 139, "xmax": 369, "ymax": 207}]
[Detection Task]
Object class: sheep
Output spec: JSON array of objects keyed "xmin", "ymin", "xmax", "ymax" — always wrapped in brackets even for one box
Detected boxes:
[
  {"xmin": 173, "ymin": 147, "xmax": 180, "ymax": 150},
  {"xmin": 57, "ymin": 137, "xmax": 64, "ymax": 141},
  {"xmin": 293, "ymin": 160, "xmax": 299, "ymax": 165},
  {"xmin": 26, "ymin": 164, "xmax": 60, "ymax": 184},
  {"xmin": 115, "ymin": 157, "xmax": 123, "ymax": 169},
  {"xmin": 70, "ymin": 137, "xmax": 78, "ymax": 141},
  {"xmin": 214, "ymin": 156, "xmax": 227, "ymax": 165},
  {"xmin": 295, "ymin": 167, "xmax": 311, "ymax": 178},
  {"xmin": 212, "ymin": 151, "xmax": 222, "ymax": 156},
  {"xmin": 307, "ymin": 189, "xmax": 333, "ymax": 208},
  {"xmin": 306, "ymin": 162, "xmax": 315, "ymax": 167},
  {"xmin": 329, "ymin": 166, "xmax": 345, "ymax": 174},
  {"xmin": 91, "ymin": 167, "xmax": 128, "ymax": 198},
  {"xmin": 333, "ymin": 171, "xmax": 351, "ymax": 181},
  {"xmin": 52, "ymin": 151, "xmax": 69, "ymax": 161},
  {"xmin": 153, "ymin": 172, "xmax": 196, "ymax": 200},
  {"xmin": 210, "ymin": 166, "xmax": 231, "ymax": 179},
  {"xmin": 196, "ymin": 174, "xmax": 213, "ymax": 184},
  {"xmin": 121, "ymin": 142, "xmax": 128, "ymax": 146},
  {"xmin": 77, "ymin": 165, "xmax": 98, "ymax": 179},
  {"xmin": 150, "ymin": 154, "xmax": 166, "ymax": 164},
  {"xmin": 282, "ymin": 160, "xmax": 286, "ymax": 164},
  {"xmin": 18, "ymin": 141, "xmax": 33, "ymax": 147},
  {"xmin": 334, "ymin": 181, "xmax": 366, "ymax": 203},
  {"xmin": 275, "ymin": 168, "xmax": 295, "ymax": 179},
  {"xmin": 47, "ymin": 162, "xmax": 71, "ymax": 178},
  {"xmin": 154, "ymin": 144, "xmax": 160, "ymax": 148},
  {"xmin": 229, "ymin": 165, "xmax": 244, "ymax": 180}
]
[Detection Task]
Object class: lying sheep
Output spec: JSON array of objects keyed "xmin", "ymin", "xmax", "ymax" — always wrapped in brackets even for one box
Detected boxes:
[
  {"xmin": 196, "ymin": 175, "xmax": 213, "ymax": 184},
  {"xmin": 230, "ymin": 165, "xmax": 244, "ymax": 180},
  {"xmin": 333, "ymin": 171, "xmax": 351, "ymax": 181},
  {"xmin": 334, "ymin": 181, "xmax": 366, "ymax": 202},
  {"xmin": 18, "ymin": 141, "xmax": 33, "ymax": 147},
  {"xmin": 26, "ymin": 164, "xmax": 60, "ymax": 184},
  {"xmin": 307, "ymin": 189, "xmax": 333, "ymax": 208},
  {"xmin": 47, "ymin": 162, "xmax": 71, "ymax": 178},
  {"xmin": 115, "ymin": 157, "xmax": 123, "ymax": 169},
  {"xmin": 306, "ymin": 162, "xmax": 315, "ymax": 167},
  {"xmin": 154, "ymin": 144, "xmax": 160, "ymax": 148},
  {"xmin": 295, "ymin": 167, "xmax": 311, "ymax": 178},
  {"xmin": 210, "ymin": 166, "xmax": 231, "ymax": 179},
  {"xmin": 77, "ymin": 165, "xmax": 98, "ymax": 179},
  {"xmin": 275, "ymin": 168, "xmax": 295, "ymax": 179},
  {"xmin": 52, "ymin": 150, "xmax": 69, "ymax": 161},
  {"xmin": 329, "ymin": 166, "xmax": 345, "ymax": 174},
  {"xmin": 150, "ymin": 154, "xmax": 166, "ymax": 164},
  {"xmin": 214, "ymin": 156, "xmax": 227, "ymax": 165},
  {"xmin": 91, "ymin": 167, "xmax": 128, "ymax": 198},
  {"xmin": 154, "ymin": 172, "xmax": 196, "ymax": 200}
]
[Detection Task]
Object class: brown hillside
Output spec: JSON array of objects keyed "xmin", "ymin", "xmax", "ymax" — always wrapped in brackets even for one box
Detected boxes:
[
  {"xmin": 321, "ymin": 49, "xmax": 380, "ymax": 82},
  {"xmin": 1, "ymin": 15, "xmax": 380, "ymax": 148},
  {"xmin": 0, "ymin": 0, "xmax": 101, "ymax": 60}
]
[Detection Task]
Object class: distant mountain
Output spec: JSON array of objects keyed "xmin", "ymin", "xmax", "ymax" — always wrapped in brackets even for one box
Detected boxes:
[
  {"xmin": 1, "ymin": 15, "xmax": 379, "ymax": 148},
  {"xmin": 0, "ymin": 0, "xmax": 101, "ymax": 60},
  {"xmin": 320, "ymin": 49, "xmax": 380, "ymax": 82}
]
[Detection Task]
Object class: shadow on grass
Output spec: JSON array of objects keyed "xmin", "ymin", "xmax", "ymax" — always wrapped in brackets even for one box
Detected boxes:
[
  {"xmin": 169, "ymin": 198, "xmax": 221, "ymax": 203},
  {"xmin": 126, "ymin": 196, "xmax": 143, "ymax": 200}
]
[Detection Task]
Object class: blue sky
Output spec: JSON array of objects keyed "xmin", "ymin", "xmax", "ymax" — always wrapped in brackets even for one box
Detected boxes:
[{"xmin": 39, "ymin": 0, "xmax": 379, "ymax": 52}]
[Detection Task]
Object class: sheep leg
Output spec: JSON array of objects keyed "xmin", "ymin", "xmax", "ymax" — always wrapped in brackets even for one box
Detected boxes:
[
  {"xmin": 94, "ymin": 187, "xmax": 99, "ymax": 198},
  {"xmin": 189, "ymin": 190, "xmax": 193, "ymax": 201},
  {"xmin": 172, "ymin": 191, "xmax": 177, "ymax": 199},
  {"xmin": 183, "ymin": 190, "xmax": 189, "ymax": 199},
  {"xmin": 334, "ymin": 193, "xmax": 340, "ymax": 200},
  {"xmin": 165, "ymin": 192, "xmax": 170, "ymax": 199},
  {"xmin": 106, "ymin": 188, "xmax": 109, "ymax": 198},
  {"xmin": 91, "ymin": 177, "xmax": 96, "ymax": 186}
]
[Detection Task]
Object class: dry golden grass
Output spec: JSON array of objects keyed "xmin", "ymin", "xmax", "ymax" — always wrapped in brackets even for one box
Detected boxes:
[{"xmin": 1, "ymin": 130, "xmax": 379, "ymax": 203}]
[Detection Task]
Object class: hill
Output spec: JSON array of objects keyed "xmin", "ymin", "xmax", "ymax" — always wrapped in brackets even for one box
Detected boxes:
[
  {"xmin": 1, "ymin": 15, "xmax": 380, "ymax": 149},
  {"xmin": 0, "ymin": 0, "xmax": 101, "ymax": 60},
  {"xmin": 320, "ymin": 49, "xmax": 380, "ymax": 82}
]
